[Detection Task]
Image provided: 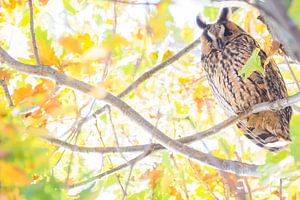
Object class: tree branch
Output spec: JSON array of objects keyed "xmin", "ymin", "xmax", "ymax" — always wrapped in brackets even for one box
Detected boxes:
[
  {"xmin": 0, "ymin": 79, "xmax": 13, "ymax": 107},
  {"xmin": 28, "ymin": 0, "xmax": 41, "ymax": 65},
  {"xmin": 118, "ymin": 37, "xmax": 201, "ymax": 98},
  {"xmin": 68, "ymin": 147, "xmax": 153, "ymax": 188},
  {"xmin": 0, "ymin": 47, "xmax": 259, "ymax": 176}
]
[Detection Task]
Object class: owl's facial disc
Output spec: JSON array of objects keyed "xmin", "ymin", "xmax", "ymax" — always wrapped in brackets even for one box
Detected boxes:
[{"xmin": 207, "ymin": 24, "xmax": 226, "ymax": 49}]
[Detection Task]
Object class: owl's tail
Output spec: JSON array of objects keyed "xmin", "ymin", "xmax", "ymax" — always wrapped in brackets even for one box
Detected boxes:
[{"xmin": 237, "ymin": 111, "xmax": 291, "ymax": 152}]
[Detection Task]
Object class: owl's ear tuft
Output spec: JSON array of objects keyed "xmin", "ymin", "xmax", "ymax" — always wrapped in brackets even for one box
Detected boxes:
[
  {"xmin": 196, "ymin": 14, "xmax": 207, "ymax": 29},
  {"xmin": 217, "ymin": 7, "xmax": 230, "ymax": 22}
]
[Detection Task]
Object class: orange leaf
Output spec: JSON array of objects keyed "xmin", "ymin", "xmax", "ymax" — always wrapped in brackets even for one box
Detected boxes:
[
  {"xmin": 44, "ymin": 98, "xmax": 61, "ymax": 116},
  {"xmin": 12, "ymin": 84, "xmax": 34, "ymax": 104},
  {"xmin": 140, "ymin": 168, "xmax": 162, "ymax": 189},
  {"xmin": 33, "ymin": 80, "xmax": 54, "ymax": 95},
  {"xmin": 170, "ymin": 186, "xmax": 183, "ymax": 200},
  {"xmin": 1, "ymin": 0, "xmax": 25, "ymax": 10},
  {"xmin": 59, "ymin": 35, "xmax": 82, "ymax": 54},
  {"xmin": 39, "ymin": 0, "xmax": 48, "ymax": 6},
  {"xmin": 0, "ymin": 69, "xmax": 11, "ymax": 80},
  {"xmin": 0, "ymin": 160, "xmax": 30, "ymax": 187},
  {"xmin": 30, "ymin": 40, "xmax": 60, "ymax": 66}
]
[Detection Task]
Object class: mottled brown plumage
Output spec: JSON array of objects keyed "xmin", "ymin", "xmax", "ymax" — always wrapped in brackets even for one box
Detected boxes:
[{"xmin": 197, "ymin": 8, "xmax": 292, "ymax": 151}]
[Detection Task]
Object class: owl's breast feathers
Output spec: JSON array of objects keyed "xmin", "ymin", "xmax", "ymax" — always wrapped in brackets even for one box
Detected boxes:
[{"xmin": 201, "ymin": 33, "xmax": 292, "ymax": 151}]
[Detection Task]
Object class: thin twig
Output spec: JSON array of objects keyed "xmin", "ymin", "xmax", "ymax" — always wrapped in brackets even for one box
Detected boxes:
[
  {"xmin": 96, "ymin": 119, "xmax": 126, "ymax": 196},
  {"xmin": 284, "ymin": 56, "xmax": 300, "ymax": 91},
  {"xmin": 118, "ymin": 37, "xmax": 201, "ymax": 98},
  {"xmin": 69, "ymin": 146, "xmax": 153, "ymax": 188},
  {"xmin": 0, "ymin": 80, "xmax": 13, "ymax": 107},
  {"xmin": 28, "ymin": 0, "xmax": 40, "ymax": 65},
  {"xmin": 188, "ymin": 160, "xmax": 219, "ymax": 200},
  {"xmin": 280, "ymin": 178, "xmax": 283, "ymax": 200},
  {"xmin": 171, "ymin": 154, "xmax": 190, "ymax": 200},
  {"xmin": 235, "ymin": 152, "xmax": 252, "ymax": 200},
  {"xmin": 106, "ymin": 106, "xmax": 128, "ymax": 162},
  {"xmin": 122, "ymin": 165, "xmax": 134, "ymax": 200}
]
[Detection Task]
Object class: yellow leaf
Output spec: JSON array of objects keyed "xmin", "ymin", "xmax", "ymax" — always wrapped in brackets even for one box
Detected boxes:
[
  {"xmin": 102, "ymin": 34, "xmax": 129, "ymax": 50},
  {"xmin": 32, "ymin": 40, "xmax": 60, "ymax": 66},
  {"xmin": 1, "ymin": 0, "xmax": 25, "ymax": 10},
  {"xmin": 149, "ymin": 0, "xmax": 172, "ymax": 42},
  {"xmin": 79, "ymin": 33, "xmax": 94, "ymax": 52},
  {"xmin": 0, "ymin": 160, "xmax": 30, "ymax": 187},
  {"xmin": 180, "ymin": 26, "xmax": 194, "ymax": 42},
  {"xmin": 178, "ymin": 77, "xmax": 191, "ymax": 85},
  {"xmin": 162, "ymin": 50, "xmax": 173, "ymax": 61},
  {"xmin": 59, "ymin": 35, "xmax": 82, "ymax": 54},
  {"xmin": 12, "ymin": 84, "xmax": 34, "ymax": 104}
]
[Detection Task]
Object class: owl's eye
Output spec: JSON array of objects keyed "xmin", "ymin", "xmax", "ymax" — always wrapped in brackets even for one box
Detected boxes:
[{"xmin": 224, "ymin": 28, "xmax": 233, "ymax": 36}]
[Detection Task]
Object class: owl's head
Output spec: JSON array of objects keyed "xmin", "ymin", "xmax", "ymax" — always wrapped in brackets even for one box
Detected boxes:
[{"xmin": 197, "ymin": 8, "xmax": 245, "ymax": 55}]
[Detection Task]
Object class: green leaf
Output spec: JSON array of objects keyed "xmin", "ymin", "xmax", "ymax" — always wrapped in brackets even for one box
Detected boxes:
[
  {"xmin": 239, "ymin": 48, "xmax": 265, "ymax": 79},
  {"xmin": 258, "ymin": 150, "xmax": 289, "ymax": 183},
  {"xmin": 126, "ymin": 189, "xmax": 151, "ymax": 200},
  {"xmin": 78, "ymin": 183, "xmax": 99, "ymax": 200},
  {"xmin": 21, "ymin": 177, "xmax": 66, "ymax": 200},
  {"xmin": 19, "ymin": 10, "xmax": 30, "ymax": 27},
  {"xmin": 203, "ymin": 7, "xmax": 220, "ymax": 21},
  {"xmin": 63, "ymin": 0, "xmax": 76, "ymax": 15},
  {"xmin": 161, "ymin": 151, "xmax": 172, "ymax": 169},
  {"xmin": 290, "ymin": 115, "xmax": 300, "ymax": 163},
  {"xmin": 289, "ymin": 0, "xmax": 300, "ymax": 28}
]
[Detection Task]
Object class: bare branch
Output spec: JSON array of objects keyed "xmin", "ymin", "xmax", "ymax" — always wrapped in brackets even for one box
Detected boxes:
[
  {"xmin": 189, "ymin": 160, "xmax": 220, "ymax": 200},
  {"xmin": 118, "ymin": 37, "xmax": 201, "ymax": 98},
  {"xmin": 171, "ymin": 154, "xmax": 190, "ymax": 200},
  {"xmin": 284, "ymin": 56, "xmax": 300, "ymax": 91},
  {"xmin": 235, "ymin": 152, "xmax": 252, "ymax": 200},
  {"xmin": 69, "ymin": 147, "xmax": 153, "ymax": 188},
  {"xmin": 122, "ymin": 165, "xmax": 134, "ymax": 200},
  {"xmin": 0, "ymin": 79, "xmax": 13, "ymax": 107},
  {"xmin": 28, "ymin": 0, "xmax": 40, "ymax": 65},
  {"xmin": 280, "ymin": 178, "xmax": 283, "ymax": 200}
]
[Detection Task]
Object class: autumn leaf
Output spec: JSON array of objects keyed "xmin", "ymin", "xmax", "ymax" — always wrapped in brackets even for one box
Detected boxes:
[
  {"xmin": 12, "ymin": 84, "xmax": 34, "ymax": 104},
  {"xmin": 149, "ymin": 0, "xmax": 173, "ymax": 42},
  {"xmin": 0, "ymin": 160, "xmax": 30, "ymax": 187},
  {"xmin": 29, "ymin": 27, "xmax": 60, "ymax": 66},
  {"xmin": 59, "ymin": 35, "xmax": 82, "ymax": 54},
  {"xmin": 102, "ymin": 34, "xmax": 129, "ymax": 50},
  {"xmin": 239, "ymin": 48, "xmax": 265, "ymax": 79},
  {"xmin": 0, "ymin": 68, "xmax": 12, "ymax": 80},
  {"xmin": 1, "ymin": 0, "xmax": 25, "ymax": 10}
]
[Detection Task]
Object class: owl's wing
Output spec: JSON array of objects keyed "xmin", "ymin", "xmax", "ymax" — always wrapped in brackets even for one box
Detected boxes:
[{"xmin": 258, "ymin": 49, "xmax": 292, "ymax": 139}]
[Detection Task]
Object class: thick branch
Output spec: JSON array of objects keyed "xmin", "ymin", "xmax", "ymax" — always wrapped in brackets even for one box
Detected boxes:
[{"xmin": 0, "ymin": 47, "xmax": 259, "ymax": 176}]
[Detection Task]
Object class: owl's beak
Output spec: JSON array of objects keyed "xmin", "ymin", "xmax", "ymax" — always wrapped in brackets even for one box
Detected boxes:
[{"xmin": 216, "ymin": 38, "xmax": 224, "ymax": 48}]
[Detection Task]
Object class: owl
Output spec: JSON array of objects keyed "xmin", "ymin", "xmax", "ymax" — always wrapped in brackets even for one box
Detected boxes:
[{"xmin": 197, "ymin": 8, "xmax": 292, "ymax": 151}]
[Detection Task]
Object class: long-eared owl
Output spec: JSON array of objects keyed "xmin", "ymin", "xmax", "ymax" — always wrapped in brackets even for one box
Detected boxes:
[{"xmin": 197, "ymin": 8, "xmax": 292, "ymax": 151}]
